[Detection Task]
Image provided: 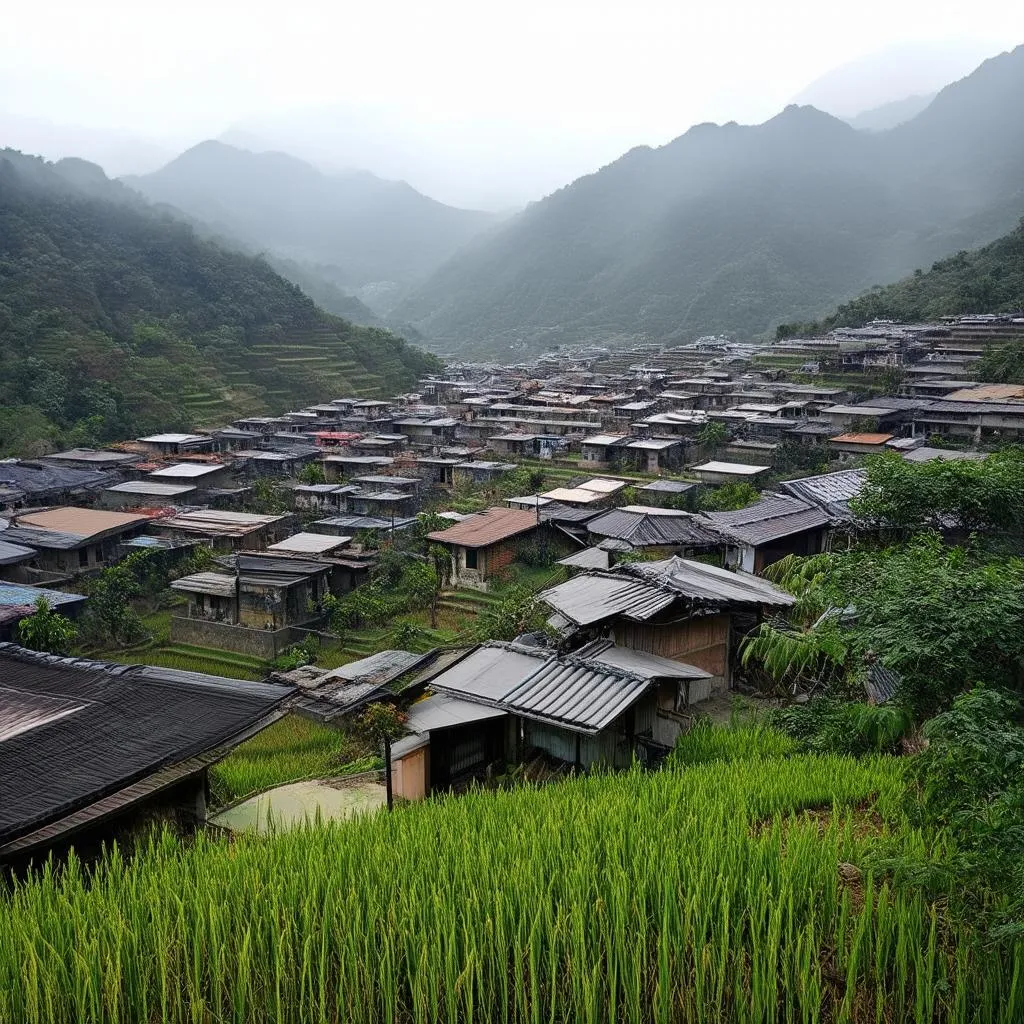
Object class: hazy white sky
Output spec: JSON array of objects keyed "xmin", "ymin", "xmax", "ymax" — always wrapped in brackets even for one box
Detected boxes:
[{"xmin": 2, "ymin": 0, "xmax": 1022, "ymax": 205}]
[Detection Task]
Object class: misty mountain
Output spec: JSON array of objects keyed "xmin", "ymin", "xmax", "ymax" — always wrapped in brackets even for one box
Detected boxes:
[
  {"xmin": 845, "ymin": 94, "xmax": 936, "ymax": 132},
  {"xmin": 395, "ymin": 45, "xmax": 1024, "ymax": 355},
  {"xmin": 0, "ymin": 149, "xmax": 438, "ymax": 455},
  {"xmin": 791, "ymin": 39, "xmax": 996, "ymax": 118},
  {"xmin": 124, "ymin": 142, "xmax": 499, "ymax": 313},
  {"xmin": 0, "ymin": 111, "xmax": 175, "ymax": 176}
]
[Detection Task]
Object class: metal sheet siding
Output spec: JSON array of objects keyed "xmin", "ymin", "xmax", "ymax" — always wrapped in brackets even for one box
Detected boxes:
[{"xmin": 612, "ymin": 615, "xmax": 730, "ymax": 682}]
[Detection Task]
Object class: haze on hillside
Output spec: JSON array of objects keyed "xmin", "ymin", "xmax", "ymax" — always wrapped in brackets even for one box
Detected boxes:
[{"xmin": 2, "ymin": 0, "xmax": 1023, "ymax": 208}]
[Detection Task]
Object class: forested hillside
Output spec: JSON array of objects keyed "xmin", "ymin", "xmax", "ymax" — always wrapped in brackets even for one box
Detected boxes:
[
  {"xmin": 776, "ymin": 219, "xmax": 1024, "ymax": 337},
  {"xmin": 126, "ymin": 142, "xmax": 498, "ymax": 315},
  {"xmin": 396, "ymin": 45, "xmax": 1024, "ymax": 355},
  {"xmin": 0, "ymin": 150, "xmax": 440, "ymax": 456}
]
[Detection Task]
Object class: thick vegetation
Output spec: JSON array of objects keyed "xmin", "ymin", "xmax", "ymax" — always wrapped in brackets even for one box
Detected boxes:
[
  {"xmin": 0, "ymin": 150, "xmax": 439, "ymax": 455},
  {"xmin": 6, "ymin": 746, "xmax": 1022, "ymax": 1024}
]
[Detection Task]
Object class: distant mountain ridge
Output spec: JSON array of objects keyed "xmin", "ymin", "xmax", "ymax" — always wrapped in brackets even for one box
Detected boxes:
[
  {"xmin": 845, "ymin": 93, "xmax": 936, "ymax": 132},
  {"xmin": 394, "ymin": 44, "xmax": 1024, "ymax": 356},
  {"xmin": 124, "ymin": 142, "xmax": 500, "ymax": 314},
  {"xmin": 0, "ymin": 149, "xmax": 439, "ymax": 456}
]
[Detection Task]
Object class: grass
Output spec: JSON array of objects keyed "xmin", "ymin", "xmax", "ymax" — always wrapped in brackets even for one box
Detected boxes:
[
  {"xmin": 2, "ymin": 739, "xmax": 1020, "ymax": 1022},
  {"xmin": 209, "ymin": 714, "xmax": 376, "ymax": 806}
]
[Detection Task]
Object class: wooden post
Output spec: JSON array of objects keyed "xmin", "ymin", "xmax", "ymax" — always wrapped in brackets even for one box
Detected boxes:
[{"xmin": 383, "ymin": 735, "xmax": 394, "ymax": 811}]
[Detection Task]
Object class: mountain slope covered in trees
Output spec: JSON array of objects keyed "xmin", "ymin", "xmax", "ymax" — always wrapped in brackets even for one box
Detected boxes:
[
  {"xmin": 0, "ymin": 150, "xmax": 440, "ymax": 456},
  {"xmin": 125, "ymin": 142, "xmax": 499, "ymax": 315},
  {"xmin": 777, "ymin": 219, "xmax": 1024, "ymax": 337},
  {"xmin": 395, "ymin": 45, "xmax": 1024, "ymax": 355}
]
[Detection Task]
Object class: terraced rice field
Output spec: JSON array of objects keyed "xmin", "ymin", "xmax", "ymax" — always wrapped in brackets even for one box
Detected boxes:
[{"xmin": 2, "ymin": 742, "xmax": 1019, "ymax": 1023}]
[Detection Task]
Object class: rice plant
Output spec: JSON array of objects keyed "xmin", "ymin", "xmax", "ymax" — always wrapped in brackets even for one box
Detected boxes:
[
  {"xmin": 209, "ymin": 714, "xmax": 376, "ymax": 806},
  {"xmin": 1, "ymin": 750, "xmax": 1021, "ymax": 1023},
  {"xmin": 669, "ymin": 716, "xmax": 798, "ymax": 766}
]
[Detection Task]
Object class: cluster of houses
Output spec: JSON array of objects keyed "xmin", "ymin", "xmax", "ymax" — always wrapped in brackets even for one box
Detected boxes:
[{"xmin": 2, "ymin": 313, "xmax": 1019, "ymax": 860}]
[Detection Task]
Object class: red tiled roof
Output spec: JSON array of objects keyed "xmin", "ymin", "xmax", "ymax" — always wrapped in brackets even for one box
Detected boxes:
[{"xmin": 427, "ymin": 507, "xmax": 540, "ymax": 548}]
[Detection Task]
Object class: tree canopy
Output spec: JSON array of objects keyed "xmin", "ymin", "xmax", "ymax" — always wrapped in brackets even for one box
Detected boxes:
[{"xmin": 0, "ymin": 150, "xmax": 440, "ymax": 454}]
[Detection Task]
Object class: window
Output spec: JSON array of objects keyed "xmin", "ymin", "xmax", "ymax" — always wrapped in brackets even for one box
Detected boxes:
[
  {"xmin": 464, "ymin": 548, "xmax": 478, "ymax": 570},
  {"xmin": 78, "ymin": 548, "xmax": 89, "ymax": 568}
]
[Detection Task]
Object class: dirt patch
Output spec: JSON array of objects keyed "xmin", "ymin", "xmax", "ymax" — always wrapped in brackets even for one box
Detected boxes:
[{"xmin": 751, "ymin": 797, "xmax": 886, "ymax": 841}]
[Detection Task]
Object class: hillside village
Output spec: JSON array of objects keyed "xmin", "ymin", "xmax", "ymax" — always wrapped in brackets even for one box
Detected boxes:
[{"xmin": 2, "ymin": 311, "xmax": 1023, "ymax": 857}]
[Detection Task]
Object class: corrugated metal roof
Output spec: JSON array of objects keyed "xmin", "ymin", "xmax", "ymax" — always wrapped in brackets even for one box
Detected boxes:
[
  {"xmin": 540, "ymin": 574, "xmax": 675, "ymax": 626},
  {"xmin": 266, "ymin": 533, "xmax": 351, "ymax": 555},
  {"xmin": 540, "ymin": 487, "xmax": 605, "ymax": 504},
  {"xmin": 137, "ymin": 433, "xmax": 210, "ymax": 444},
  {"xmin": 639, "ymin": 479, "xmax": 695, "ymax": 494},
  {"xmin": 429, "ymin": 644, "xmax": 547, "ymax": 702},
  {"xmin": 623, "ymin": 557, "xmax": 796, "ymax": 607},
  {"xmin": 692, "ymin": 461, "xmax": 769, "ymax": 476},
  {"xmin": 170, "ymin": 572, "xmax": 237, "ymax": 597},
  {"xmin": 40, "ymin": 449, "xmax": 138, "ymax": 465},
  {"xmin": 0, "ymin": 462, "xmax": 111, "ymax": 496},
  {"xmin": 0, "ymin": 541, "xmax": 35, "ymax": 566},
  {"xmin": 557, "ymin": 547, "xmax": 611, "ymax": 570},
  {"xmin": 587, "ymin": 507, "xmax": 722, "ymax": 548},
  {"xmin": 579, "ymin": 478, "xmax": 627, "ymax": 494},
  {"xmin": 902, "ymin": 447, "xmax": 987, "ymax": 463},
  {"xmin": 864, "ymin": 663, "xmax": 900, "ymax": 704},
  {"xmin": 157, "ymin": 510, "xmax": 290, "ymax": 537},
  {"xmin": 323, "ymin": 650, "xmax": 424, "ymax": 687},
  {"xmin": 149, "ymin": 462, "xmax": 225, "ymax": 479},
  {"xmin": 581, "ymin": 434, "xmax": 630, "ymax": 446},
  {"xmin": 703, "ymin": 494, "xmax": 832, "ymax": 546},
  {"xmin": 499, "ymin": 657, "xmax": 652, "ymax": 734},
  {"xmin": 575, "ymin": 639, "xmax": 711, "ymax": 680},
  {"xmin": 404, "ymin": 692, "xmax": 508, "ymax": 733},
  {"xmin": 540, "ymin": 503, "xmax": 602, "ymax": 524},
  {"xmin": 315, "ymin": 515, "xmax": 417, "ymax": 532},
  {"xmin": 236, "ymin": 554, "xmax": 331, "ymax": 588},
  {"xmin": 105, "ymin": 481, "xmax": 197, "ymax": 496},
  {"xmin": 780, "ymin": 470, "xmax": 867, "ymax": 519},
  {"xmin": 427, "ymin": 507, "xmax": 539, "ymax": 549},
  {"xmin": 919, "ymin": 401, "xmax": 1024, "ymax": 415},
  {"xmin": 0, "ymin": 583, "xmax": 86, "ymax": 610}
]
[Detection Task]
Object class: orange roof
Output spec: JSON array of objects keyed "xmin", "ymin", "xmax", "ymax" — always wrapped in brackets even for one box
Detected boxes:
[
  {"xmin": 15, "ymin": 506, "xmax": 149, "ymax": 540},
  {"xmin": 427, "ymin": 507, "xmax": 540, "ymax": 548},
  {"xmin": 829, "ymin": 433, "xmax": 893, "ymax": 445}
]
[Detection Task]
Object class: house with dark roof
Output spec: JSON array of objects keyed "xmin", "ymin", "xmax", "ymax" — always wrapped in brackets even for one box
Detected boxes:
[
  {"xmin": 586, "ymin": 505, "xmax": 723, "ymax": 556},
  {"xmin": 0, "ymin": 644, "xmax": 291, "ymax": 861},
  {"xmin": 427, "ymin": 507, "xmax": 543, "ymax": 590},
  {"xmin": 702, "ymin": 494, "xmax": 832, "ymax": 573},
  {"xmin": 170, "ymin": 553, "xmax": 334, "ymax": 658},
  {"xmin": 0, "ymin": 461, "xmax": 113, "ymax": 510},
  {"xmin": 779, "ymin": 469, "xmax": 867, "ymax": 521}
]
